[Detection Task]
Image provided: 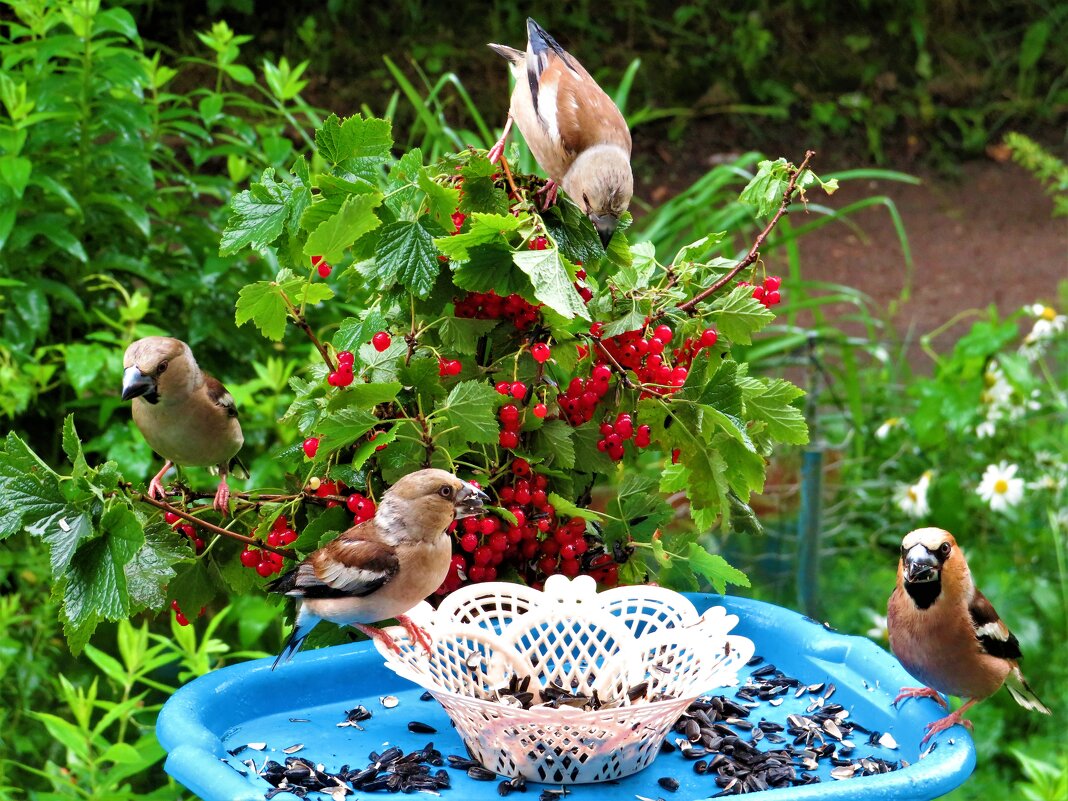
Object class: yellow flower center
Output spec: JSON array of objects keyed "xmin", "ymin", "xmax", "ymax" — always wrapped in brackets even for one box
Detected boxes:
[
  {"xmin": 907, "ymin": 488, "xmax": 918, "ymax": 501},
  {"xmin": 1041, "ymin": 306, "xmax": 1056, "ymax": 321},
  {"xmin": 994, "ymin": 478, "xmax": 1009, "ymax": 494}
]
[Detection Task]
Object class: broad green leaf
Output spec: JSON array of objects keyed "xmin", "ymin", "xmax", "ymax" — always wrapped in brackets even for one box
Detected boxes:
[
  {"xmin": 451, "ymin": 245, "xmax": 533, "ymax": 295},
  {"xmin": 531, "ymin": 419, "xmax": 575, "ymax": 469},
  {"xmin": 373, "ymin": 220, "xmax": 440, "ymax": 299},
  {"xmin": 235, "ymin": 280, "xmax": 290, "ymax": 341},
  {"xmin": 612, "ymin": 241, "xmax": 658, "ymax": 292},
  {"xmin": 168, "ymin": 561, "xmax": 215, "ymax": 619},
  {"xmin": 303, "ymin": 192, "xmax": 383, "ymax": 263},
  {"xmin": 711, "ymin": 285, "xmax": 775, "ymax": 345},
  {"xmin": 601, "ymin": 304, "xmax": 647, "ymax": 338},
  {"xmin": 317, "ymin": 406, "xmax": 380, "ymax": 451},
  {"xmin": 547, "ymin": 492, "xmax": 604, "ymax": 521},
  {"xmin": 293, "ymin": 505, "xmax": 352, "ymax": 553},
  {"xmin": 64, "ymin": 342, "xmax": 111, "ymax": 394},
  {"xmin": 325, "ymin": 382, "xmax": 401, "ymax": 411},
  {"xmin": 434, "ymin": 212, "xmax": 520, "ymax": 260},
  {"xmin": 739, "ymin": 158, "xmax": 789, "ymax": 218},
  {"xmin": 334, "ymin": 310, "xmax": 388, "ymax": 354},
  {"xmin": 686, "ymin": 542, "xmax": 750, "ymax": 593},
  {"xmin": 398, "ymin": 358, "xmax": 445, "ymax": 406},
  {"xmin": 315, "ymin": 114, "xmax": 393, "ymax": 173},
  {"xmin": 418, "ymin": 169, "xmax": 461, "ymax": 228},
  {"xmin": 746, "ymin": 378, "xmax": 809, "ymax": 444},
  {"xmin": 438, "ymin": 317, "xmax": 498, "ymax": 355},
  {"xmin": 438, "ymin": 380, "xmax": 500, "ymax": 444},
  {"xmin": 125, "ymin": 522, "xmax": 189, "ymax": 611},
  {"xmin": 357, "ymin": 339, "xmax": 407, "ymax": 383},
  {"xmin": 513, "ymin": 248, "xmax": 590, "ymax": 320},
  {"xmin": 219, "ymin": 168, "xmax": 292, "ymax": 255}
]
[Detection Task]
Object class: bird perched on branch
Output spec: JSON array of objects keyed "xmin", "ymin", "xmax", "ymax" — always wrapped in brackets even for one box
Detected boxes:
[
  {"xmin": 488, "ymin": 17, "xmax": 633, "ymax": 248},
  {"xmin": 121, "ymin": 337, "xmax": 245, "ymax": 515},
  {"xmin": 268, "ymin": 469, "xmax": 488, "ymax": 669},
  {"xmin": 887, "ymin": 528, "xmax": 1050, "ymax": 744}
]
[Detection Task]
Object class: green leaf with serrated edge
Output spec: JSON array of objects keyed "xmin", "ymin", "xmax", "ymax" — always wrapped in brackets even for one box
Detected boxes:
[
  {"xmin": 358, "ymin": 339, "xmax": 407, "ymax": 383},
  {"xmin": 168, "ymin": 561, "xmax": 215, "ymax": 619},
  {"xmin": 348, "ymin": 427, "xmax": 397, "ymax": 472},
  {"xmin": 42, "ymin": 512, "xmax": 93, "ymax": 580},
  {"xmin": 700, "ymin": 358, "xmax": 743, "ymax": 416},
  {"xmin": 716, "ymin": 435, "xmax": 765, "ymax": 500},
  {"xmin": 738, "ymin": 158, "xmax": 789, "ymax": 218},
  {"xmin": 703, "ymin": 406, "xmax": 756, "ymax": 453},
  {"xmin": 418, "ymin": 169, "xmax": 460, "ymax": 229},
  {"xmin": 398, "ymin": 357, "xmax": 446, "ymax": 406},
  {"xmin": 64, "ymin": 343, "xmax": 110, "ymax": 394},
  {"xmin": 513, "ymin": 248, "xmax": 590, "ymax": 320},
  {"xmin": 125, "ymin": 522, "xmax": 189, "ymax": 611},
  {"xmin": 438, "ymin": 380, "xmax": 500, "ymax": 444},
  {"xmin": 235, "ymin": 280, "xmax": 289, "ymax": 341},
  {"xmin": 531, "ymin": 420, "xmax": 575, "ymax": 469},
  {"xmin": 315, "ymin": 114, "xmax": 393, "ymax": 169},
  {"xmin": 547, "ymin": 492, "xmax": 604, "ymax": 521},
  {"xmin": 601, "ymin": 304, "xmax": 647, "ymax": 338},
  {"xmin": 452, "ymin": 245, "xmax": 534, "ymax": 295},
  {"xmin": 605, "ymin": 475, "xmax": 674, "ymax": 543},
  {"xmin": 385, "ymin": 148, "xmax": 424, "ymax": 218},
  {"xmin": 434, "ymin": 212, "xmax": 521, "ymax": 260},
  {"xmin": 746, "ymin": 377, "xmax": 809, "ymax": 444},
  {"xmin": 373, "ymin": 220, "xmax": 440, "ymax": 299},
  {"xmin": 303, "ymin": 192, "xmax": 383, "ymax": 263},
  {"xmin": 571, "ymin": 420, "xmax": 615, "ymax": 473},
  {"xmin": 438, "ymin": 317, "xmax": 498, "ymax": 355},
  {"xmin": 61, "ymin": 414, "xmax": 87, "ymax": 474},
  {"xmin": 326, "ymin": 382, "xmax": 401, "ymax": 412},
  {"xmin": 334, "ymin": 310, "xmax": 388, "ymax": 354},
  {"xmin": 612, "ymin": 241, "xmax": 658, "ymax": 292},
  {"xmin": 542, "ymin": 198, "xmax": 603, "ymax": 266},
  {"xmin": 686, "ymin": 542, "xmax": 750, "ymax": 593},
  {"xmin": 293, "ymin": 505, "xmax": 352, "ymax": 553},
  {"xmin": 711, "ymin": 285, "xmax": 775, "ymax": 345},
  {"xmin": 674, "ymin": 232, "xmax": 726, "ymax": 266},
  {"xmin": 317, "ymin": 406, "xmax": 380, "ymax": 451},
  {"xmin": 220, "ymin": 168, "xmax": 292, "ymax": 255}
]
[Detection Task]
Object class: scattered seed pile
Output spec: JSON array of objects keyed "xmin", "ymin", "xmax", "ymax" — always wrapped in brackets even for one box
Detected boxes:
[
  {"xmin": 660, "ymin": 655, "xmax": 904, "ymax": 795},
  {"xmin": 225, "ymin": 655, "xmax": 908, "ymax": 798}
]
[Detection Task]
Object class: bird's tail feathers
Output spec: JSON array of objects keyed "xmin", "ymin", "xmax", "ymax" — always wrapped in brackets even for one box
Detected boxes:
[
  {"xmin": 272, "ymin": 616, "xmax": 316, "ymax": 670},
  {"xmin": 265, "ymin": 567, "xmax": 298, "ymax": 595},
  {"xmin": 488, "ymin": 43, "xmax": 524, "ymax": 65},
  {"xmin": 1005, "ymin": 666, "xmax": 1051, "ymax": 714},
  {"xmin": 526, "ymin": 18, "xmax": 564, "ymax": 58}
]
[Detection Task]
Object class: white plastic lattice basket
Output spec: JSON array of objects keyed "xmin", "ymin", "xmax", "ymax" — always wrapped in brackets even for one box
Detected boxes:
[{"xmin": 374, "ymin": 575, "xmax": 754, "ymax": 784}]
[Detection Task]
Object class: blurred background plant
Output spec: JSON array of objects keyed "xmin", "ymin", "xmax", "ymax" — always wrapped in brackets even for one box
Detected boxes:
[{"xmin": 1, "ymin": 0, "xmax": 1064, "ymax": 798}]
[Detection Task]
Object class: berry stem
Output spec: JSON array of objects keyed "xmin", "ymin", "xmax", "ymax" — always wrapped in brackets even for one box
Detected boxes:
[
  {"xmin": 277, "ymin": 287, "xmax": 336, "ymax": 371},
  {"xmin": 126, "ymin": 489, "xmax": 295, "ymax": 558},
  {"xmin": 677, "ymin": 150, "xmax": 815, "ymax": 315}
]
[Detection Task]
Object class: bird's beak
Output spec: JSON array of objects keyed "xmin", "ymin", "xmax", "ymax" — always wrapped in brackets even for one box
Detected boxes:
[
  {"xmin": 903, "ymin": 544, "xmax": 940, "ymax": 584},
  {"xmin": 590, "ymin": 212, "xmax": 619, "ymax": 249},
  {"xmin": 454, "ymin": 481, "xmax": 490, "ymax": 519},
  {"xmin": 121, "ymin": 366, "xmax": 157, "ymax": 402}
]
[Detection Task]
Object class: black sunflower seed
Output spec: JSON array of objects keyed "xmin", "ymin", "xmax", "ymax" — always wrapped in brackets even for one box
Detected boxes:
[
  {"xmin": 407, "ymin": 721, "xmax": 437, "ymax": 734},
  {"xmin": 658, "ymin": 776, "xmax": 680, "ymax": 792}
]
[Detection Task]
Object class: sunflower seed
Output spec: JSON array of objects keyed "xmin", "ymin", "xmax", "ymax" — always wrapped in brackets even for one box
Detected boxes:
[
  {"xmin": 879, "ymin": 732, "xmax": 899, "ymax": 750},
  {"xmin": 379, "ymin": 695, "xmax": 399, "ymax": 708},
  {"xmin": 407, "ymin": 721, "xmax": 437, "ymax": 734},
  {"xmin": 657, "ymin": 776, "xmax": 680, "ymax": 792},
  {"xmin": 282, "ymin": 743, "xmax": 305, "ymax": 755}
]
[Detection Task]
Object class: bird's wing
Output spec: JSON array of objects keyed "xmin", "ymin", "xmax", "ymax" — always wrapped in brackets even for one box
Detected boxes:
[
  {"xmin": 204, "ymin": 373, "xmax": 239, "ymax": 419},
  {"xmin": 525, "ymin": 28, "xmax": 630, "ymax": 158},
  {"xmin": 968, "ymin": 588, "xmax": 1022, "ymax": 660},
  {"xmin": 298, "ymin": 534, "xmax": 400, "ymax": 598}
]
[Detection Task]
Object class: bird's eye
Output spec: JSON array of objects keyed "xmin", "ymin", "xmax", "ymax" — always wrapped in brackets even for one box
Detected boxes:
[
  {"xmin": 157, "ymin": 360, "xmax": 168, "ymax": 375},
  {"xmin": 439, "ymin": 485, "xmax": 453, "ymax": 499},
  {"xmin": 939, "ymin": 542, "xmax": 952, "ymax": 557},
  {"xmin": 900, "ymin": 545, "xmax": 908, "ymax": 557}
]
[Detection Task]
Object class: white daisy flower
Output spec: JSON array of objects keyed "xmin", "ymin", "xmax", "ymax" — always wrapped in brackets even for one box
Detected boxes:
[
  {"xmin": 976, "ymin": 419, "xmax": 997, "ymax": 439},
  {"xmin": 896, "ymin": 471, "xmax": 932, "ymax": 518},
  {"xmin": 976, "ymin": 461, "xmax": 1025, "ymax": 513}
]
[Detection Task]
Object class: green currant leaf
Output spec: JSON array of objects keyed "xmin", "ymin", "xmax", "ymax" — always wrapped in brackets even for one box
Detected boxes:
[
  {"xmin": 434, "ymin": 212, "xmax": 521, "ymax": 261},
  {"xmin": 438, "ymin": 317, "xmax": 498, "ymax": 355},
  {"xmin": 303, "ymin": 192, "xmax": 383, "ymax": 263},
  {"xmin": 373, "ymin": 220, "xmax": 440, "ymax": 299},
  {"xmin": 125, "ymin": 521, "xmax": 190, "ymax": 611},
  {"xmin": 220, "ymin": 168, "xmax": 292, "ymax": 256},
  {"xmin": 418, "ymin": 168, "xmax": 461, "ymax": 229},
  {"xmin": 745, "ymin": 377, "xmax": 809, "ymax": 444},
  {"xmin": 738, "ymin": 158, "xmax": 789, "ymax": 218},
  {"xmin": 531, "ymin": 419, "xmax": 575, "ymax": 469},
  {"xmin": 437, "ymin": 380, "xmax": 500, "ymax": 445},
  {"xmin": 512, "ymin": 248, "xmax": 590, "ymax": 321},
  {"xmin": 334, "ymin": 310, "xmax": 389, "ymax": 354},
  {"xmin": 315, "ymin": 114, "xmax": 393, "ymax": 177},
  {"xmin": 685, "ymin": 542, "xmax": 750, "ymax": 594},
  {"xmin": 711, "ymin": 285, "xmax": 775, "ymax": 345}
]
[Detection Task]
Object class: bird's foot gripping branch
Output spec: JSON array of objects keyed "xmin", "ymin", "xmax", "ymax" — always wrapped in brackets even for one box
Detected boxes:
[{"xmin": 0, "ymin": 113, "xmax": 838, "ymax": 652}]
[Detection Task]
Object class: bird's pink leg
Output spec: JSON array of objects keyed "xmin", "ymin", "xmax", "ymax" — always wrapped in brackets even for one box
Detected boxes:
[
  {"xmin": 396, "ymin": 613, "xmax": 433, "ymax": 655},
  {"xmin": 354, "ymin": 623, "xmax": 402, "ymax": 654},
  {"xmin": 487, "ymin": 115, "xmax": 513, "ymax": 164},
  {"xmin": 921, "ymin": 698, "xmax": 978, "ymax": 745},
  {"xmin": 893, "ymin": 686, "xmax": 949, "ymax": 709},
  {"xmin": 148, "ymin": 461, "xmax": 174, "ymax": 500},
  {"xmin": 534, "ymin": 180, "xmax": 558, "ymax": 210},
  {"xmin": 213, "ymin": 468, "xmax": 231, "ymax": 515}
]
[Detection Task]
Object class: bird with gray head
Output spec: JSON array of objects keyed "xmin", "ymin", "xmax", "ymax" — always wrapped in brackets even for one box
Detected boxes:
[
  {"xmin": 121, "ymin": 336, "xmax": 245, "ymax": 514},
  {"xmin": 268, "ymin": 468, "xmax": 489, "ymax": 668},
  {"xmin": 489, "ymin": 17, "xmax": 633, "ymax": 248}
]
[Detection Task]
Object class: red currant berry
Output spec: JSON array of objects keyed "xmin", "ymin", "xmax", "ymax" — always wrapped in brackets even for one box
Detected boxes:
[
  {"xmin": 532, "ymin": 402, "xmax": 548, "ymax": 418},
  {"xmin": 448, "ymin": 359, "xmax": 462, "ymax": 376},
  {"xmin": 499, "ymin": 430, "xmax": 520, "ymax": 448},
  {"xmin": 256, "ymin": 561, "xmax": 275, "ymax": 577},
  {"xmin": 175, "ymin": 611, "xmax": 190, "ymax": 626},
  {"xmin": 530, "ymin": 236, "xmax": 548, "ymax": 250},
  {"xmin": 764, "ymin": 276, "xmax": 781, "ymax": 292},
  {"xmin": 671, "ymin": 448, "xmax": 681, "ymax": 464},
  {"xmin": 496, "ymin": 381, "xmax": 511, "ymax": 395},
  {"xmin": 164, "ymin": 511, "xmax": 180, "ymax": 525},
  {"xmin": 460, "ymin": 532, "xmax": 478, "ymax": 552},
  {"xmin": 371, "ymin": 332, "xmax": 391, "ymax": 352},
  {"xmin": 510, "ymin": 381, "xmax": 526, "ymax": 399},
  {"xmin": 530, "ymin": 343, "xmax": 551, "ymax": 363},
  {"xmin": 240, "ymin": 548, "xmax": 260, "ymax": 568},
  {"xmin": 337, "ymin": 350, "xmax": 354, "ymax": 366},
  {"xmin": 765, "ymin": 290, "xmax": 781, "ymax": 306},
  {"xmin": 653, "ymin": 324, "xmax": 673, "ymax": 342},
  {"xmin": 346, "ymin": 493, "xmax": 364, "ymax": 514},
  {"xmin": 700, "ymin": 328, "xmax": 718, "ymax": 348},
  {"xmin": 512, "ymin": 458, "xmax": 531, "ymax": 477},
  {"xmin": 317, "ymin": 262, "xmax": 332, "ymax": 278},
  {"xmin": 590, "ymin": 322, "xmax": 604, "ymax": 338}
]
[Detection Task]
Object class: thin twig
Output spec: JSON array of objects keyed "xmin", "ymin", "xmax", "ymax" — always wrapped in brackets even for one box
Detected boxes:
[
  {"xmin": 130, "ymin": 491, "xmax": 296, "ymax": 558},
  {"xmin": 677, "ymin": 150, "xmax": 815, "ymax": 315},
  {"xmin": 279, "ymin": 287, "xmax": 335, "ymax": 371}
]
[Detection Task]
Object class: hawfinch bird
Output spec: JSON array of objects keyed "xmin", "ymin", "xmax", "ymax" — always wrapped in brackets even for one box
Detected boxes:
[
  {"xmin": 268, "ymin": 469, "xmax": 488, "ymax": 668},
  {"xmin": 887, "ymin": 528, "xmax": 1050, "ymax": 743},
  {"xmin": 489, "ymin": 17, "xmax": 633, "ymax": 248},
  {"xmin": 121, "ymin": 337, "xmax": 245, "ymax": 514}
]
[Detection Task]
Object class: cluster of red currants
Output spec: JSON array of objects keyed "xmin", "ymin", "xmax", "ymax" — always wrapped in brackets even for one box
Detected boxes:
[
  {"xmin": 239, "ymin": 515, "xmax": 297, "ymax": 577},
  {"xmin": 596, "ymin": 412, "xmax": 653, "ymax": 461},
  {"xmin": 165, "ymin": 511, "xmax": 204, "ymax": 555},
  {"xmin": 170, "ymin": 600, "xmax": 205, "ymax": 627},
  {"xmin": 312, "ymin": 255, "xmax": 331, "ymax": 278},
  {"xmin": 454, "ymin": 291, "xmax": 541, "ymax": 330},
  {"xmin": 328, "ymin": 350, "xmax": 355, "ymax": 387},
  {"xmin": 438, "ymin": 357, "xmax": 463, "ymax": 377},
  {"xmin": 744, "ymin": 275, "xmax": 782, "ymax": 308},
  {"xmin": 558, "ymin": 363, "xmax": 613, "ymax": 426}
]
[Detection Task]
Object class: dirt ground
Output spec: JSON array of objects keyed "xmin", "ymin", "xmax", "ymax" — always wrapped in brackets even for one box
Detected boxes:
[{"xmin": 635, "ymin": 131, "xmax": 1067, "ymax": 371}]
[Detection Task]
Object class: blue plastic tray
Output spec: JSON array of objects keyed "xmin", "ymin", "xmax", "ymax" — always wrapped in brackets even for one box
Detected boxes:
[{"xmin": 157, "ymin": 594, "xmax": 974, "ymax": 800}]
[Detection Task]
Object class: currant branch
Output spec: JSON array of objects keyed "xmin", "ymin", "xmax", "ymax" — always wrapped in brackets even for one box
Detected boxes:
[
  {"xmin": 677, "ymin": 150, "xmax": 815, "ymax": 315},
  {"xmin": 278, "ymin": 287, "xmax": 336, "ymax": 371}
]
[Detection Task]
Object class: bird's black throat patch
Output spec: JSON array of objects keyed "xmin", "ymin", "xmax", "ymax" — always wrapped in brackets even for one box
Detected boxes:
[{"xmin": 905, "ymin": 577, "xmax": 941, "ymax": 609}]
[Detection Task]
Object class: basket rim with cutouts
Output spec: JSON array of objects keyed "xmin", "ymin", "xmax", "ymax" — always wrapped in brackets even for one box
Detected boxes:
[{"xmin": 374, "ymin": 574, "xmax": 754, "ymax": 784}]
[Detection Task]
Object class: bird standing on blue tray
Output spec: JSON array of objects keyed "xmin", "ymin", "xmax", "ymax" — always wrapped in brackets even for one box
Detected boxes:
[
  {"xmin": 887, "ymin": 528, "xmax": 1050, "ymax": 744},
  {"xmin": 488, "ymin": 17, "xmax": 633, "ymax": 248},
  {"xmin": 268, "ymin": 468, "xmax": 488, "ymax": 669},
  {"xmin": 121, "ymin": 336, "xmax": 245, "ymax": 514}
]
